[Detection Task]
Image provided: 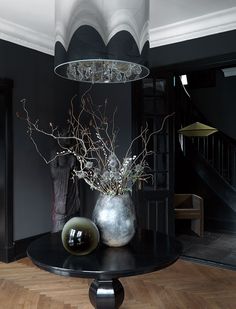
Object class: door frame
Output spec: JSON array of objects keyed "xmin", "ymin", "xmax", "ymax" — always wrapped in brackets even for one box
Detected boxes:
[
  {"xmin": 131, "ymin": 74, "xmax": 175, "ymax": 235},
  {"xmin": 0, "ymin": 78, "xmax": 14, "ymax": 262}
]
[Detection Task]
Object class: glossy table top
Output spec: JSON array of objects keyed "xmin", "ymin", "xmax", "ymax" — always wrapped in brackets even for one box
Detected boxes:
[{"xmin": 27, "ymin": 229, "xmax": 182, "ymax": 280}]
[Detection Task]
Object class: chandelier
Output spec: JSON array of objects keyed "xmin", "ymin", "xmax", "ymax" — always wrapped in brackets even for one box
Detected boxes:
[{"xmin": 54, "ymin": 0, "xmax": 150, "ymax": 83}]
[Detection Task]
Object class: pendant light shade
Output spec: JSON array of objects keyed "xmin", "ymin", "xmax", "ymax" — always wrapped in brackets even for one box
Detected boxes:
[
  {"xmin": 54, "ymin": 0, "xmax": 150, "ymax": 83},
  {"xmin": 178, "ymin": 122, "xmax": 218, "ymax": 137}
]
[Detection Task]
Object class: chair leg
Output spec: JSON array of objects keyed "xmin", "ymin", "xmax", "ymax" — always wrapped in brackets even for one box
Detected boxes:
[{"xmin": 191, "ymin": 218, "xmax": 203, "ymax": 237}]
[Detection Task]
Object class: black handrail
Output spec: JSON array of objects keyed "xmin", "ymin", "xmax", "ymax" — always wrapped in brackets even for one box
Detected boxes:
[
  {"xmin": 187, "ymin": 134, "xmax": 236, "ymax": 189},
  {"xmin": 177, "ymin": 79, "xmax": 236, "ymax": 190}
]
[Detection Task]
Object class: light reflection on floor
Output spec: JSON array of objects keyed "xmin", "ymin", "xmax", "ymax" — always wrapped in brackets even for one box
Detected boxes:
[{"xmin": 177, "ymin": 231, "xmax": 236, "ymax": 269}]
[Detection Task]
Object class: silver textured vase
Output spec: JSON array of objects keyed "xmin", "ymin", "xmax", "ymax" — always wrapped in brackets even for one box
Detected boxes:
[{"xmin": 92, "ymin": 193, "xmax": 136, "ymax": 247}]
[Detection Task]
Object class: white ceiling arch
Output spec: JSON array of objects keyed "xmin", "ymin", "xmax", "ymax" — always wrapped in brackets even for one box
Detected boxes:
[{"xmin": 0, "ymin": 0, "xmax": 235, "ymax": 54}]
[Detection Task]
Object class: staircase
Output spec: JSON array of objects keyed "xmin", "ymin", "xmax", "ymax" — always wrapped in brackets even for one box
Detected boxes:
[
  {"xmin": 187, "ymin": 133, "xmax": 236, "ymax": 191},
  {"xmin": 176, "ymin": 82, "xmax": 236, "ymax": 232}
]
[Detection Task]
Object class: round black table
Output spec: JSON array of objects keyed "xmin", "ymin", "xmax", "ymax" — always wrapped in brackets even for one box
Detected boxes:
[{"xmin": 27, "ymin": 230, "xmax": 182, "ymax": 309}]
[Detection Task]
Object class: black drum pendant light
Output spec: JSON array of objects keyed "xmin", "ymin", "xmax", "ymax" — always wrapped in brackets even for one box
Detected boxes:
[{"xmin": 54, "ymin": 0, "xmax": 150, "ymax": 83}]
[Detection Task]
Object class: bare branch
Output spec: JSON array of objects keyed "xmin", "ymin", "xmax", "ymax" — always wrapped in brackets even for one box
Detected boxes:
[{"xmin": 19, "ymin": 94, "xmax": 174, "ymax": 196}]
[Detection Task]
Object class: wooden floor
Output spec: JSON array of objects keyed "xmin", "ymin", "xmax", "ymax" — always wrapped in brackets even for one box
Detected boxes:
[{"xmin": 0, "ymin": 258, "xmax": 235, "ymax": 308}]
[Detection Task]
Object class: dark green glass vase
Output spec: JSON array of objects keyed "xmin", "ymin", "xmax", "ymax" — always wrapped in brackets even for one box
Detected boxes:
[{"xmin": 61, "ymin": 217, "xmax": 100, "ymax": 255}]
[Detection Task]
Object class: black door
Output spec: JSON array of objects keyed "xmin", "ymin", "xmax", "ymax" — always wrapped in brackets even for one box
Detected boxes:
[{"xmin": 132, "ymin": 76, "xmax": 175, "ymax": 235}]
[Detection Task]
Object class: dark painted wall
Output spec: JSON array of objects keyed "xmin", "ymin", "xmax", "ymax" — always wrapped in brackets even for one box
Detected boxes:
[
  {"xmin": 149, "ymin": 30, "xmax": 236, "ymax": 71},
  {"xmin": 0, "ymin": 39, "xmax": 132, "ymax": 240},
  {"xmin": 4, "ymin": 28, "xmax": 235, "ymax": 240},
  {"xmin": 0, "ymin": 39, "xmax": 78, "ymax": 241},
  {"xmin": 190, "ymin": 71, "xmax": 236, "ymax": 140},
  {"xmin": 149, "ymin": 31, "xmax": 236, "ymax": 141},
  {"xmin": 150, "ymin": 30, "xmax": 236, "ymax": 233}
]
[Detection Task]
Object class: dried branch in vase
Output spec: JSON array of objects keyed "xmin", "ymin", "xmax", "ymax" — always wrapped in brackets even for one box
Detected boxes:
[{"xmin": 18, "ymin": 94, "xmax": 174, "ymax": 196}]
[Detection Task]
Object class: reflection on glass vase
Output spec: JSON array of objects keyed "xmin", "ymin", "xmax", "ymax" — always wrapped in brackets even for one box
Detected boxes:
[{"xmin": 92, "ymin": 193, "xmax": 136, "ymax": 247}]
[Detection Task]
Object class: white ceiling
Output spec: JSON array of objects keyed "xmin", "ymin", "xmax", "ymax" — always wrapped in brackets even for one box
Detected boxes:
[
  {"xmin": 150, "ymin": 0, "xmax": 236, "ymax": 28},
  {"xmin": 0, "ymin": 0, "xmax": 235, "ymax": 54}
]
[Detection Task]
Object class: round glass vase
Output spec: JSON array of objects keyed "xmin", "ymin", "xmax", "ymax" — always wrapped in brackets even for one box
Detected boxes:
[
  {"xmin": 92, "ymin": 193, "xmax": 136, "ymax": 247},
  {"xmin": 61, "ymin": 217, "xmax": 100, "ymax": 255}
]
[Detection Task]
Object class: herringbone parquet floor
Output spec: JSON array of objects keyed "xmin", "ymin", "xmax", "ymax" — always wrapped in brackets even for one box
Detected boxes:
[{"xmin": 0, "ymin": 258, "xmax": 235, "ymax": 308}]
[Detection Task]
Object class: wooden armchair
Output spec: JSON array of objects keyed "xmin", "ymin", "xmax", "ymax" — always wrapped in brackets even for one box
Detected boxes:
[{"xmin": 174, "ymin": 194, "xmax": 204, "ymax": 237}]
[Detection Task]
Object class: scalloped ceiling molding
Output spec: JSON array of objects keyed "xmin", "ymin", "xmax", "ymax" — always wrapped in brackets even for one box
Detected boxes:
[
  {"xmin": 150, "ymin": 7, "xmax": 236, "ymax": 48},
  {"xmin": 0, "ymin": 7, "xmax": 235, "ymax": 54},
  {"xmin": 55, "ymin": 0, "xmax": 149, "ymax": 54}
]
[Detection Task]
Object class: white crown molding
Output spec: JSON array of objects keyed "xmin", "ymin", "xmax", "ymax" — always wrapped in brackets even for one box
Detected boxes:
[
  {"xmin": 150, "ymin": 7, "xmax": 236, "ymax": 48},
  {"xmin": 0, "ymin": 17, "xmax": 54, "ymax": 55},
  {"xmin": 0, "ymin": 7, "xmax": 236, "ymax": 54}
]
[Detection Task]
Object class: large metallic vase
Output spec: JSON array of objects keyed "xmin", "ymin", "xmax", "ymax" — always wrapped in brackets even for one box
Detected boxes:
[{"xmin": 92, "ymin": 193, "xmax": 136, "ymax": 247}]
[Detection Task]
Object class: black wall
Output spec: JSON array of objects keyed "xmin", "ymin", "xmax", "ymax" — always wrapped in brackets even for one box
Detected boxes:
[
  {"xmin": 190, "ymin": 71, "xmax": 236, "ymax": 140},
  {"xmin": 149, "ymin": 30, "xmax": 236, "ymax": 72},
  {"xmin": 149, "ymin": 30, "xmax": 236, "ymax": 142},
  {"xmin": 0, "ymin": 38, "xmax": 78, "ymax": 241},
  {"xmin": 0, "ymin": 38, "xmax": 132, "ymax": 241},
  {"xmin": 156, "ymin": 30, "xmax": 236, "ymax": 233},
  {"xmin": 3, "ymin": 28, "xmax": 235, "ymax": 241}
]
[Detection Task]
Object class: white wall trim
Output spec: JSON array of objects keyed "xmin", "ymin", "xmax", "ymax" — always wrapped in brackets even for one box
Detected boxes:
[
  {"xmin": 0, "ymin": 7, "xmax": 236, "ymax": 54},
  {"xmin": 0, "ymin": 17, "xmax": 54, "ymax": 55},
  {"xmin": 150, "ymin": 7, "xmax": 236, "ymax": 48}
]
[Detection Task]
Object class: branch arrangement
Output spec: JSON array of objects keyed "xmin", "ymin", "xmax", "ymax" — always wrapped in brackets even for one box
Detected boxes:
[{"xmin": 19, "ymin": 94, "xmax": 174, "ymax": 196}]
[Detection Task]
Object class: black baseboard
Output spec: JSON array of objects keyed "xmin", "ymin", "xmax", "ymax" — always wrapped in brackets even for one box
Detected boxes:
[
  {"xmin": 180, "ymin": 255, "xmax": 236, "ymax": 271},
  {"xmin": 0, "ymin": 232, "xmax": 50, "ymax": 263},
  {"xmin": 14, "ymin": 232, "xmax": 50, "ymax": 261},
  {"xmin": 0, "ymin": 245, "xmax": 15, "ymax": 263}
]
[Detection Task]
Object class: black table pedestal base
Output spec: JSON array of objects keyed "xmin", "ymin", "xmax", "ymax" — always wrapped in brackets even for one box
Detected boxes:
[
  {"xmin": 27, "ymin": 231, "xmax": 181, "ymax": 309},
  {"xmin": 89, "ymin": 279, "xmax": 124, "ymax": 309}
]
